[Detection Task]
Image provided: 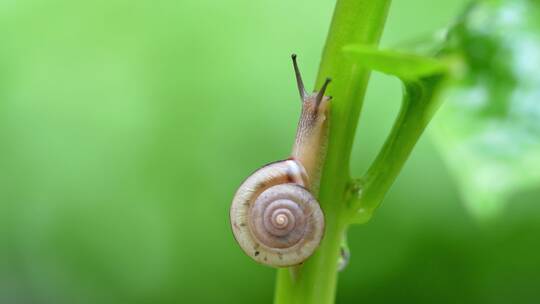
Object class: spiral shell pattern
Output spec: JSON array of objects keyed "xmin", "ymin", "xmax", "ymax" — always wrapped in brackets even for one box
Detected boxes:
[{"xmin": 230, "ymin": 160, "xmax": 325, "ymax": 267}]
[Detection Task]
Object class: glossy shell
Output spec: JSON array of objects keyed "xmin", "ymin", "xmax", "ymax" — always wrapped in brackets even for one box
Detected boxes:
[{"xmin": 230, "ymin": 160, "xmax": 325, "ymax": 267}]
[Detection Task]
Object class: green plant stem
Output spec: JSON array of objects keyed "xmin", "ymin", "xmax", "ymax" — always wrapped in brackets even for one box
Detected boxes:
[
  {"xmin": 274, "ymin": 1, "xmax": 391, "ymax": 303},
  {"xmin": 350, "ymin": 75, "xmax": 445, "ymax": 217}
]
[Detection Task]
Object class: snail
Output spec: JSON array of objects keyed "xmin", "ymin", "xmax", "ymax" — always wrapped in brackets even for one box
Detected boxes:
[{"xmin": 230, "ymin": 54, "xmax": 331, "ymax": 267}]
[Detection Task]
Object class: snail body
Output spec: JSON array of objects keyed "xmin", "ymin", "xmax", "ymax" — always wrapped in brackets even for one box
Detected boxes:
[{"xmin": 230, "ymin": 55, "xmax": 331, "ymax": 267}]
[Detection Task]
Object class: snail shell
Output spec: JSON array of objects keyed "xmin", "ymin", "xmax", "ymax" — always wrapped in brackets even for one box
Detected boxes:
[
  {"xmin": 230, "ymin": 54, "xmax": 330, "ymax": 267},
  {"xmin": 230, "ymin": 159, "xmax": 325, "ymax": 267}
]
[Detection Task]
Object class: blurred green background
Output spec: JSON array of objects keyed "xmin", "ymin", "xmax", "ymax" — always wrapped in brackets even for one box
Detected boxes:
[{"xmin": 1, "ymin": 0, "xmax": 540, "ymax": 303}]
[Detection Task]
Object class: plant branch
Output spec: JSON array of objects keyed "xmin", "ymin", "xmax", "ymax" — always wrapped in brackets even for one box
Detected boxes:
[
  {"xmin": 340, "ymin": 46, "xmax": 450, "ymax": 222},
  {"xmin": 349, "ymin": 75, "xmax": 446, "ymax": 220}
]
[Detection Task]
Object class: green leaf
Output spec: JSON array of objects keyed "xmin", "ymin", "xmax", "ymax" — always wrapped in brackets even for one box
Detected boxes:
[
  {"xmin": 431, "ymin": 0, "xmax": 540, "ymax": 220},
  {"xmin": 343, "ymin": 45, "xmax": 448, "ymax": 80}
]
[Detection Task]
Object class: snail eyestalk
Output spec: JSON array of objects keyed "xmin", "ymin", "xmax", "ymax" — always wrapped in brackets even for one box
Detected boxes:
[
  {"xmin": 292, "ymin": 54, "xmax": 307, "ymax": 100},
  {"xmin": 316, "ymin": 78, "xmax": 332, "ymax": 107}
]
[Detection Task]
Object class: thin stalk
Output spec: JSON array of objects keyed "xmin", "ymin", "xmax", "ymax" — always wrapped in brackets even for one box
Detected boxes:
[
  {"xmin": 350, "ymin": 76, "xmax": 445, "ymax": 217},
  {"xmin": 274, "ymin": 0, "xmax": 391, "ymax": 303}
]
